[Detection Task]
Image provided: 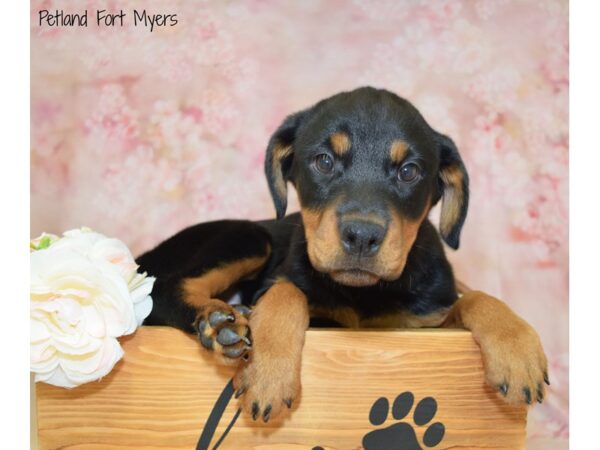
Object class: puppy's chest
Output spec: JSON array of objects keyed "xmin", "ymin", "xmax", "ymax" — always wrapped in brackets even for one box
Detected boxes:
[{"xmin": 308, "ymin": 303, "xmax": 449, "ymax": 329}]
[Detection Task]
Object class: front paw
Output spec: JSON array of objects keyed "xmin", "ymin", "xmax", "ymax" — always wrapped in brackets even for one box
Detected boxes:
[
  {"xmin": 194, "ymin": 302, "xmax": 252, "ymax": 360},
  {"xmin": 479, "ymin": 318, "xmax": 549, "ymax": 405},
  {"xmin": 233, "ymin": 354, "xmax": 301, "ymax": 423}
]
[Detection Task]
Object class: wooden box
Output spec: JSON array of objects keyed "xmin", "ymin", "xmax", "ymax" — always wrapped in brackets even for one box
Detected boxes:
[{"xmin": 36, "ymin": 327, "xmax": 527, "ymax": 449}]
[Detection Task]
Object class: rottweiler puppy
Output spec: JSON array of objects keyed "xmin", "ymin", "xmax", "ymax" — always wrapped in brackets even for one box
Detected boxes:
[{"xmin": 137, "ymin": 87, "xmax": 549, "ymax": 423}]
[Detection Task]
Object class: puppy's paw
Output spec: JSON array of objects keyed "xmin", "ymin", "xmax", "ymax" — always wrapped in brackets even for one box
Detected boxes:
[
  {"xmin": 194, "ymin": 301, "xmax": 252, "ymax": 360},
  {"xmin": 233, "ymin": 353, "xmax": 301, "ymax": 423},
  {"xmin": 478, "ymin": 317, "xmax": 549, "ymax": 405}
]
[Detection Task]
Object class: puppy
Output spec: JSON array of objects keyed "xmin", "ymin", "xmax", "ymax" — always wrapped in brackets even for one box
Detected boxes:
[{"xmin": 137, "ymin": 87, "xmax": 549, "ymax": 423}]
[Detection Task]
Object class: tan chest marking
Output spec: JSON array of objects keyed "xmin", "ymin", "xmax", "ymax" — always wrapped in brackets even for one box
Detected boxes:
[{"xmin": 310, "ymin": 305, "xmax": 450, "ymax": 329}]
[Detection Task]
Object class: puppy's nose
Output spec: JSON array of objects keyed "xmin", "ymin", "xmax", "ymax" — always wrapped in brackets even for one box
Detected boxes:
[{"xmin": 340, "ymin": 221, "xmax": 386, "ymax": 257}]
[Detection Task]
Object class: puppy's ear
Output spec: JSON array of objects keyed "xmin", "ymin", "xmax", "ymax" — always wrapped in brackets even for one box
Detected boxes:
[
  {"xmin": 264, "ymin": 110, "xmax": 308, "ymax": 219},
  {"xmin": 435, "ymin": 132, "xmax": 469, "ymax": 249}
]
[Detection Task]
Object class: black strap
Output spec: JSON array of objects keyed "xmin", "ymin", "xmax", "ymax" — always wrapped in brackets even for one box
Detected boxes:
[
  {"xmin": 212, "ymin": 408, "xmax": 241, "ymax": 450},
  {"xmin": 196, "ymin": 379, "xmax": 236, "ymax": 450}
]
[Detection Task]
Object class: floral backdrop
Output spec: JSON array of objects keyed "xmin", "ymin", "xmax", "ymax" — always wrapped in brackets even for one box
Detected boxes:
[{"xmin": 30, "ymin": 0, "xmax": 568, "ymax": 447}]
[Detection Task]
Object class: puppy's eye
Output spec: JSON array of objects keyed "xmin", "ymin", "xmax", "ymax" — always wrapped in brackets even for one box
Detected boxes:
[
  {"xmin": 315, "ymin": 153, "xmax": 335, "ymax": 174},
  {"xmin": 398, "ymin": 163, "xmax": 421, "ymax": 182}
]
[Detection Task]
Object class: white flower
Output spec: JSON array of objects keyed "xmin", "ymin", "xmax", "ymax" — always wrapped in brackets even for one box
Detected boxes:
[{"xmin": 30, "ymin": 228, "xmax": 155, "ymax": 388}]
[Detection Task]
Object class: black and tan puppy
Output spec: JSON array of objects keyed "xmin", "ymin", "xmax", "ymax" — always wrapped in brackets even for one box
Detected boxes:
[{"xmin": 137, "ymin": 87, "xmax": 548, "ymax": 422}]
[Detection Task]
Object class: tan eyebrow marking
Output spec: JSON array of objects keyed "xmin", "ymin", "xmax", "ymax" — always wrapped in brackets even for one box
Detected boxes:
[
  {"xmin": 390, "ymin": 140, "xmax": 409, "ymax": 164},
  {"xmin": 329, "ymin": 132, "xmax": 351, "ymax": 156}
]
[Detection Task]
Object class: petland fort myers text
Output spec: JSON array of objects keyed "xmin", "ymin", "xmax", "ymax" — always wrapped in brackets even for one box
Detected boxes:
[{"xmin": 38, "ymin": 9, "xmax": 178, "ymax": 32}]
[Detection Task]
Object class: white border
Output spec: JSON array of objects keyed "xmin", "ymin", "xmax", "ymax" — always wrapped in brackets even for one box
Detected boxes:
[
  {"xmin": 3, "ymin": 0, "xmax": 593, "ymax": 447},
  {"xmin": 571, "ymin": 0, "xmax": 600, "ymax": 447},
  {"xmin": 0, "ymin": 2, "xmax": 30, "ymax": 448}
]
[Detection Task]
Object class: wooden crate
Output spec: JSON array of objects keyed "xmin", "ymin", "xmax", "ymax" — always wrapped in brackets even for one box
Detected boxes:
[{"xmin": 36, "ymin": 327, "xmax": 527, "ymax": 450}]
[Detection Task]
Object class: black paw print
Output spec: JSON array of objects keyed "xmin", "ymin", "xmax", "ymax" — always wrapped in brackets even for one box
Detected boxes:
[{"xmin": 362, "ymin": 392, "xmax": 445, "ymax": 450}]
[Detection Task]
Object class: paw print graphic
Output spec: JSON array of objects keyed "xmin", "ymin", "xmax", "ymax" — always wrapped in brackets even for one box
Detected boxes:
[{"xmin": 362, "ymin": 392, "xmax": 445, "ymax": 450}]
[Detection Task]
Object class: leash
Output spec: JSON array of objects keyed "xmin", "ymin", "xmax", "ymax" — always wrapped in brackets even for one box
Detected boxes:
[{"xmin": 196, "ymin": 378, "xmax": 240, "ymax": 450}]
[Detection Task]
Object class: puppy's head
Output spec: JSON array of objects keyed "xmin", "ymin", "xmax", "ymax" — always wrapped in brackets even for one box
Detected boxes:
[{"xmin": 265, "ymin": 87, "xmax": 468, "ymax": 287}]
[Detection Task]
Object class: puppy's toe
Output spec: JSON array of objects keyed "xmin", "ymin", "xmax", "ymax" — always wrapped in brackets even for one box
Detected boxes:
[
  {"xmin": 194, "ymin": 301, "xmax": 251, "ymax": 360},
  {"xmin": 233, "ymin": 355, "xmax": 300, "ymax": 423},
  {"xmin": 479, "ymin": 321, "xmax": 548, "ymax": 406}
]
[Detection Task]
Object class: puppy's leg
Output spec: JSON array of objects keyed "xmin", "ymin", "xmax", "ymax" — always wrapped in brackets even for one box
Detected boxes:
[
  {"xmin": 137, "ymin": 221, "xmax": 271, "ymax": 360},
  {"xmin": 182, "ymin": 257, "xmax": 267, "ymax": 360},
  {"xmin": 233, "ymin": 278, "xmax": 309, "ymax": 422},
  {"xmin": 444, "ymin": 290, "xmax": 549, "ymax": 405}
]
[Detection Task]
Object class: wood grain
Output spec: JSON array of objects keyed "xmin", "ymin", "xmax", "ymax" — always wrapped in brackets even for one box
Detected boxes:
[{"xmin": 36, "ymin": 327, "xmax": 527, "ymax": 450}]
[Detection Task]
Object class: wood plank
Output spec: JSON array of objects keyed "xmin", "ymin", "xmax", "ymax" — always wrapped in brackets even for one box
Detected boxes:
[{"xmin": 36, "ymin": 327, "xmax": 527, "ymax": 450}]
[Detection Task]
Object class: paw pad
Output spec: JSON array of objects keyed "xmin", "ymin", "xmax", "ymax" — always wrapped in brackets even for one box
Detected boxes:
[
  {"xmin": 195, "ymin": 305, "xmax": 252, "ymax": 359},
  {"xmin": 362, "ymin": 392, "xmax": 445, "ymax": 450}
]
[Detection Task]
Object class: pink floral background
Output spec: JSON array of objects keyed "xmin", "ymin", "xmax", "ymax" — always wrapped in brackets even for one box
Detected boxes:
[{"xmin": 31, "ymin": 1, "xmax": 568, "ymax": 447}]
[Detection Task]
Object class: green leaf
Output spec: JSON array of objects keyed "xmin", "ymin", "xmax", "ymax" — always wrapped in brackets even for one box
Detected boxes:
[{"xmin": 37, "ymin": 235, "xmax": 52, "ymax": 250}]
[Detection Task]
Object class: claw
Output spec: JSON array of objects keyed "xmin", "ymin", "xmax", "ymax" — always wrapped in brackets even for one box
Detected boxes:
[
  {"xmin": 263, "ymin": 404, "xmax": 272, "ymax": 423},
  {"xmin": 544, "ymin": 371, "xmax": 550, "ymax": 386},
  {"xmin": 235, "ymin": 386, "xmax": 246, "ymax": 399},
  {"xmin": 252, "ymin": 402, "xmax": 259, "ymax": 421},
  {"xmin": 523, "ymin": 387, "xmax": 532, "ymax": 404},
  {"xmin": 536, "ymin": 384, "xmax": 544, "ymax": 403},
  {"xmin": 208, "ymin": 311, "xmax": 235, "ymax": 327},
  {"xmin": 222, "ymin": 345, "xmax": 250, "ymax": 359},
  {"xmin": 284, "ymin": 398, "xmax": 293, "ymax": 409},
  {"xmin": 499, "ymin": 383, "xmax": 508, "ymax": 396},
  {"xmin": 234, "ymin": 305, "xmax": 252, "ymax": 318}
]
